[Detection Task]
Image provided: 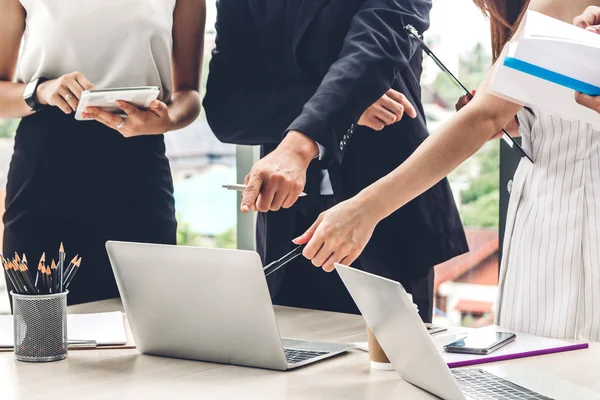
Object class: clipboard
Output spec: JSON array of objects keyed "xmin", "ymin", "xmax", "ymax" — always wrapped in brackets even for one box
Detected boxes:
[
  {"xmin": 0, "ymin": 312, "xmax": 136, "ymax": 352},
  {"xmin": 404, "ymin": 24, "xmax": 533, "ymax": 163}
]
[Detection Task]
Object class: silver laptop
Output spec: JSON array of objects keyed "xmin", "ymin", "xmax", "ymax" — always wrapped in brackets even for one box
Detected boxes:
[
  {"xmin": 105, "ymin": 241, "xmax": 353, "ymax": 370},
  {"xmin": 335, "ymin": 263, "xmax": 595, "ymax": 400}
]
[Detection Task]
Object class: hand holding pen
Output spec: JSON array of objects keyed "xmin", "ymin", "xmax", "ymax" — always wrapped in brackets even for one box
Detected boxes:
[{"xmin": 263, "ymin": 245, "xmax": 305, "ymax": 277}]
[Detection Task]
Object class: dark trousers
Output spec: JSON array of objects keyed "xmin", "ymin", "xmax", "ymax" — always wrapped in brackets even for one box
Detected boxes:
[
  {"xmin": 3, "ymin": 109, "xmax": 177, "ymax": 306},
  {"xmin": 257, "ymin": 198, "xmax": 435, "ymax": 323}
]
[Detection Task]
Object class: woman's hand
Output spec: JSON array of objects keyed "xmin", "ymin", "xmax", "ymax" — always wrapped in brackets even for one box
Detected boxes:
[
  {"xmin": 36, "ymin": 72, "xmax": 95, "ymax": 114},
  {"xmin": 292, "ymin": 197, "xmax": 380, "ymax": 272},
  {"xmin": 358, "ymin": 89, "xmax": 417, "ymax": 131},
  {"xmin": 82, "ymin": 100, "xmax": 175, "ymax": 137}
]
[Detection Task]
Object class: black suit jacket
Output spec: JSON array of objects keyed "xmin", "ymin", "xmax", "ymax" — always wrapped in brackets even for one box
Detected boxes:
[{"xmin": 204, "ymin": 0, "xmax": 468, "ymax": 275}]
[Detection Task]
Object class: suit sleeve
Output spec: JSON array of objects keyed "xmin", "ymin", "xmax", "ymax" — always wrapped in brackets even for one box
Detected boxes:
[
  {"xmin": 203, "ymin": 1, "xmax": 316, "ymax": 146},
  {"xmin": 287, "ymin": 0, "xmax": 432, "ymax": 164}
]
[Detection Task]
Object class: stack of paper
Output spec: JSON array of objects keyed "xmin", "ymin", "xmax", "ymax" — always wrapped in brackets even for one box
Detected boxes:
[
  {"xmin": 0, "ymin": 311, "xmax": 127, "ymax": 348},
  {"xmin": 490, "ymin": 10, "xmax": 600, "ymax": 127}
]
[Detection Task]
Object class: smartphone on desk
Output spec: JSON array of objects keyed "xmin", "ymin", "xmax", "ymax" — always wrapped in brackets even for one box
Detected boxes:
[{"xmin": 444, "ymin": 331, "xmax": 516, "ymax": 355}]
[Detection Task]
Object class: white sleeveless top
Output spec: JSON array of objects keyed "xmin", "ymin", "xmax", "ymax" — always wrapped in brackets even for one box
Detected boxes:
[{"xmin": 17, "ymin": 0, "xmax": 176, "ymax": 102}]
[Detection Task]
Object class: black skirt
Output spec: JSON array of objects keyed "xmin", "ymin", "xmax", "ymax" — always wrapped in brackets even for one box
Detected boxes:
[{"xmin": 3, "ymin": 108, "xmax": 177, "ymax": 304}]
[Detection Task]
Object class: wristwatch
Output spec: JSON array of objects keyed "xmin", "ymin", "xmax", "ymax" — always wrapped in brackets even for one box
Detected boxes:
[{"xmin": 23, "ymin": 77, "xmax": 48, "ymax": 112}]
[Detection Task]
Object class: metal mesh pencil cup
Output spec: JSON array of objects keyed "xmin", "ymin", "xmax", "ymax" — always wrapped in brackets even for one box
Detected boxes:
[{"xmin": 11, "ymin": 291, "xmax": 68, "ymax": 362}]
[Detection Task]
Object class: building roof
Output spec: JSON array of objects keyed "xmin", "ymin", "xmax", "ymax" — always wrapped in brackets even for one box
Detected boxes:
[{"xmin": 434, "ymin": 228, "xmax": 499, "ymax": 292}]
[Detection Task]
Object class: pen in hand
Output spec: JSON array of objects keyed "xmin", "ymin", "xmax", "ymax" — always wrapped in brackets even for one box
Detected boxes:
[
  {"xmin": 222, "ymin": 184, "xmax": 307, "ymax": 197},
  {"xmin": 264, "ymin": 245, "xmax": 305, "ymax": 277}
]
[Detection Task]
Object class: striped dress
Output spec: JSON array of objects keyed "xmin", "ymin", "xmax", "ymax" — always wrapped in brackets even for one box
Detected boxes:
[{"xmin": 496, "ymin": 108, "xmax": 600, "ymax": 341}]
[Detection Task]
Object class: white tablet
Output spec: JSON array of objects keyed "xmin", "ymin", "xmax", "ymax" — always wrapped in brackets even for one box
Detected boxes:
[{"xmin": 75, "ymin": 86, "xmax": 160, "ymax": 121}]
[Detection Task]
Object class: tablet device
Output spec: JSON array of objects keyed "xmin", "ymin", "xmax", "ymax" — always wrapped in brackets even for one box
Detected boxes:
[{"xmin": 75, "ymin": 86, "xmax": 160, "ymax": 121}]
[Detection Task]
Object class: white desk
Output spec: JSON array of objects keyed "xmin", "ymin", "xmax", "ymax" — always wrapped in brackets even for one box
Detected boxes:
[{"xmin": 1, "ymin": 299, "xmax": 599, "ymax": 399}]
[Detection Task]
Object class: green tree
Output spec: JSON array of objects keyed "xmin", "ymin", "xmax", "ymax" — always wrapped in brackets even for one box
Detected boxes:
[
  {"xmin": 459, "ymin": 141, "xmax": 500, "ymax": 228},
  {"xmin": 0, "ymin": 119, "xmax": 19, "ymax": 138},
  {"xmin": 431, "ymin": 42, "xmax": 491, "ymax": 105},
  {"xmin": 214, "ymin": 227, "xmax": 236, "ymax": 249}
]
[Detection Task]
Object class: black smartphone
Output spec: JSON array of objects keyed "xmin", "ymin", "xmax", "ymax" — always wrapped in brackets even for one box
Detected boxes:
[{"xmin": 444, "ymin": 331, "xmax": 516, "ymax": 355}]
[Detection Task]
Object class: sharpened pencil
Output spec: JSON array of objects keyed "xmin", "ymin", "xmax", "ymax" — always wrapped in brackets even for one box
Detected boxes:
[
  {"xmin": 50, "ymin": 260, "xmax": 57, "ymax": 294},
  {"xmin": 64, "ymin": 257, "xmax": 82, "ymax": 289},
  {"xmin": 35, "ymin": 253, "xmax": 45, "ymax": 291},
  {"xmin": 3, "ymin": 258, "xmax": 19, "ymax": 294},
  {"xmin": 19, "ymin": 262, "xmax": 37, "ymax": 294},
  {"xmin": 63, "ymin": 255, "xmax": 78, "ymax": 284},
  {"xmin": 58, "ymin": 243, "xmax": 65, "ymax": 292}
]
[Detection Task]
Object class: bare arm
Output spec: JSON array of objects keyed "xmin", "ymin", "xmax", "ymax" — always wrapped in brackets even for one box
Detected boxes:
[
  {"xmin": 363, "ymin": 70, "xmax": 522, "ymax": 221},
  {"xmin": 84, "ymin": 0, "xmax": 205, "ymax": 136},
  {"xmin": 0, "ymin": 0, "xmax": 30, "ymax": 119},
  {"xmin": 296, "ymin": 69, "xmax": 523, "ymax": 269},
  {"xmin": 168, "ymin": 0, "xmax": 205, "ymax": 130}
]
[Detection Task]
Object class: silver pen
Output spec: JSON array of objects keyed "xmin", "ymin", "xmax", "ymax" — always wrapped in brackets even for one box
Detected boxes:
[{"xmin": 222, "ymin": 184, "xmax": 307, "ymax": 197}]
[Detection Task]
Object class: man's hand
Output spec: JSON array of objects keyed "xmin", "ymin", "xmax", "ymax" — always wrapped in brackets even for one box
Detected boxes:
[
  {"xmin": 574, "ymin": 7, "xmax": 600, "ymax": 112},
  {"xmin": 574, "ymin": 6, "xmax": 600, "ymax": 33},
  {"xmin": 358, "ymin": 89, "xmax": 417, "ymax": 131},
  {"xmin": 241, "ymin": 131, "xmax": 318, "ymax": 213}
]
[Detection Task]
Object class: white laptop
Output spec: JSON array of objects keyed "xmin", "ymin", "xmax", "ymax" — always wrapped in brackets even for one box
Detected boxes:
[
  {"xmin": 335, "ymin": 263, "xmax": 596, "ymax": 400},
  {"xmin": 105, "ymin": 241, "xmax": 353, "ymax": 370}
]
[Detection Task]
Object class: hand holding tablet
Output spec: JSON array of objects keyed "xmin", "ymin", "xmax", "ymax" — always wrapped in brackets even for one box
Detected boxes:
[{"xmin": 75, "ymin": 87, "xmax": 160, "ymax": 121}]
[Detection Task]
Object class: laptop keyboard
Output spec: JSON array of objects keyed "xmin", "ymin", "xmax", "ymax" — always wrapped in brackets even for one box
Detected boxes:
[
  {"xmin": 284, "ymin": 349, "xmax": 329, "ymax": 365},
  {"xmin": 452, "ymin": 369, "xmax": 553, "ymax": 399}
]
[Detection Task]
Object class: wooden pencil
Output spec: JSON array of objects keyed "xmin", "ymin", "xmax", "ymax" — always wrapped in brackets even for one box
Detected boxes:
[
  {"xmin": 63, "ymin": 255, "xmax": 78, "ymax": 284},
  {"xmin": 58, "ymin": 243, "xmax": 65, "ymax": 292},
  {"xmin": 10, "ymin": 260, "xmax": 28, "ymax": 294},
  {"xmin": 19, "ymin": 262, "xmax": 37, "ymax": 294},
  {"xmin": 2, "ymin": 258, "xmax": 19, "ymax": 294},
  {"xmin": 50, "ymin": 260, "xmax": 57, "ymax": 294},
  {"xmin": 64, "ymin": 257, "xmax": 82, "ymax": 289},
  {"xmin": 35, "ymin": 253, "xmax": 45, "ymax": 291}
]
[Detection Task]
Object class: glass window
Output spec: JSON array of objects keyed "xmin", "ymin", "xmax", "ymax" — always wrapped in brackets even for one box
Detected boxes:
[{"xmin": 424, "ymin": 0, "xmax": 499, "ymax": 328}]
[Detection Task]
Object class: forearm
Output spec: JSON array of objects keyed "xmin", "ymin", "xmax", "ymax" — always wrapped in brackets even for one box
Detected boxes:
[
  {"xmin": 356, "ymin": 104, "xmax": 508, "ymax": 222},
  {"xmin": 0, "ymin": 81, "xmax": 33, "ymax": 119},
  {"xmin": 167, "ymin": 90, "xmax": 201, "ymax": 131}
]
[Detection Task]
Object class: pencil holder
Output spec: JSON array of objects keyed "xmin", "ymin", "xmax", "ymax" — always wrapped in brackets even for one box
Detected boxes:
[{"xmin": 11, "ymin": 291, "xmax": 68, "ymax": 362}]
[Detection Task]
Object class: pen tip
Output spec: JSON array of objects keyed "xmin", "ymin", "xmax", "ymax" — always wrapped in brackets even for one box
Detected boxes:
[
  {"xmin": 22, "ymin": 254, "xmax": 27, "ymax": 264},
  {"xmin": 59, "ymin": 242, "xmax": 64, "ymax": 252},
  {"xmin": 51, "ymin": 260, "xmax": 57, "ymax": 269},
  {"xmin": 41, "ymin": 252, "xmax": 46, "ymax": 262}
]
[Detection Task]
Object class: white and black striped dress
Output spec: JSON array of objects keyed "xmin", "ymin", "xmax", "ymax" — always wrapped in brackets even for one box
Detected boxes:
[{"xmin": 497, "ymin": 108, "xmax": 600, "ymax": 341}]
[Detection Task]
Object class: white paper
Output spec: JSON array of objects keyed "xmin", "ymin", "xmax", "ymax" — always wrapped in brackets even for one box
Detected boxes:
[
  {"xmin": 489, "ymin": 10, "xmax": 600, "ymax": 128},
  {"xmin": 0, "ymin": 311, "xmax": 127, "ymax": 347},
  {"xmin": 513, "ymin": 11, "xmax": 600, "ymax": 86},
  {"xmin": 489, "ymin": 46, "xmax": 600, "ymax": 128}
]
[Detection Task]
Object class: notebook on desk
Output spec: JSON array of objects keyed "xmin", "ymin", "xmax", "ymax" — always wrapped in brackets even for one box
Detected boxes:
[{"xmin": 0, "ymin": 311, "xmax": 134, "ymax": 350}]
